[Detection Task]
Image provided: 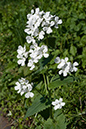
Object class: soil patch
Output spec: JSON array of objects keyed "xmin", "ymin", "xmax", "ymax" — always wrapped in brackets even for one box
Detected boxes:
[{"xmin": 0, "ymin": 111, "xmax": 11, "ymax": 129}]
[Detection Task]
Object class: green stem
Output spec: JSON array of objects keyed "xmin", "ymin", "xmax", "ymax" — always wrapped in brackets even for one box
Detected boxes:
[
  {"xmin": 43, "ymin": 74, "xmax": 48, "ymax": 95},
  {"xmin": 47, "ymin": 76, "xmax": 53, "ymax": 119},
  {"xmin": 47, "ymin": 76, "xmax": 49, "ymax": 87},
  {"xmin": 43, "ymin": 74, "xmax": 53, "ymax": 118}
]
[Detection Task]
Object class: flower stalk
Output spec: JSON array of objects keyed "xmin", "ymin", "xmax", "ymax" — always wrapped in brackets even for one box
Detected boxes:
[{"xmin": 43, "ymin": 74, "xmax": 48, "ymax": 95}]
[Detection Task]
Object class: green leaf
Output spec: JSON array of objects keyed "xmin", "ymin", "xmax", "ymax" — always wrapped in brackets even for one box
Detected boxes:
[
  {"xmin": 23, "ymin": 67, "xmax": 30, "ymax": 76},
  {"xmin": 80, "ymin": 35, "xmax": 86, "ymax": 47},
  {"xmin": 36, "ymin": 126, "xmax": 42, "ymax": 129},
  {"xmin": 70, "ymin": 45, "xmax": 77, "ymax": 56},
  {"xmin": 79, "ymin": 13, "xmax": 85, "ymax": 19},
  {"xmin": 55, "ymin": 114, "xmax": 66, "ymax": 129},
  {"xmin": 43, "ymin": 114, "xmax": 66, "ymax": 129},
  {"xmin": 49, "ymin": 76, "xmax": 73, "ymax": 89},
  {"xmin": 54, "ymin": 109, "xmax": 62, "ymax": 118},
  {"xmin": 8, "ymin": 81, "xmax": 16, "ymax": 86},
  {"xmin": 24, "ymin": 95, "xmax": 51, "ymax": 119},
  {"xmin": 70, "ymin": 22, "xmax": 76, "ymax": 30},
  {"xmin": 40, "ymin": 107, "xmax": 50, "ymax": 120},
  {"xmin": 44, "ymin": 118, "xmax": 55, "ymax": 129}
]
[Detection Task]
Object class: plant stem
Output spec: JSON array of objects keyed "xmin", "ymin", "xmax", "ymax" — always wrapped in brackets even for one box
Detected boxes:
[
  {"xmin": 43, "ymin": 74, "xmax": 53, "ymax": 118},
  {"xmin": 43, "ymin": 74, "xmax": 48, "ymax": 95},
  {"xmin": 46, "ymin": 76, "xmax": 53, "ymax": 119},
  {"xmin": 47, "ymin": 76, "xmax": 49, "ymax": 87}
]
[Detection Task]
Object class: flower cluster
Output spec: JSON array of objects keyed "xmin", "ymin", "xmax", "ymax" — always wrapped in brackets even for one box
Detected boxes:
[
  {"xmin": 17, "ymin": 45, "xmax": 28, "ymax": 66},
  {"xmin": 15, "ymin": 8, "xmax": 79, "ymax": 115},
  {"xmin": 14, "ymin": 78, "xmax": 34, "ymax": 98},
  {"xmin": 55, "ymin": 57, "xmax": 79, "ymax": 76},
  {"xmin": 27, "ymin": 43, "xmax": 49, "ymax": 70},
  {"xmin": 17, "ymin": 8, "xmax": 62, "ymax": 70},
  {"xmin": 52, "ymin": 98, "xmax": 65, "ymax": 110},
  {"xmin": 24, "ymin": 8, "xmax": 62, "ymax": 44}
]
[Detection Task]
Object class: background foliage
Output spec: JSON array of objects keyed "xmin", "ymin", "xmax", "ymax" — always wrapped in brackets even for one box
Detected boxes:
[{"xmin": 0, "ymin": 0, "xmax": 86, "ymax": 128}]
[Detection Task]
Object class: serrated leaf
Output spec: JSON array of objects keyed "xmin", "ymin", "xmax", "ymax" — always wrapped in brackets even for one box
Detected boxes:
[
  {"xmin": 49, "ymin": 76, "xmax": 73, "ymax": 89},
  {"xmin": 54, "ymin": 109, "xmax": 62, "ymax": 118},
  {"xmin": 24, "ymin": 95, "xmax": 51, "ymax": 119},
  {"xmin": 55, "ymin": 114, "xmax": 66, "ymax": 129},
  {"xmin": 44, "ymin": 118, "xmax": 55, "ymax": 129}
]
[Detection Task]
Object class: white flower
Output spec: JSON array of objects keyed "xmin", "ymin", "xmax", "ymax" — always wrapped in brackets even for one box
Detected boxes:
[
  {"xmin": 35, "ymin": 8, "xmax": 40, "ymax": 14},
  {"xmin": 58, "ymin": 19, "xmax": 62, "ymax": 24},
  {"xmin": 55, "ymin": 57, "xmax": 78, "ymax": 76},
  {"xmin": 25, "ymin": 8, "xmax": 62, "ymax": 43},
  {"xmin": 43, "ymin": 26, "xmax": 52, "ymax": 34},
  {"xmin": 7, "ymin": 111, "xmax": 12, "ymax": 116},
  {"xmin": 27, "ymin": 43, "xmax": 49, "ymax": 70},
  {"xmin": 54, "ymin": 57, "xmax": 60, "ymax": 64},
  {"xmin": 26, "ymin": 36, "xmax": 35, "ymax": 44},
  {"xmin": 17, "ymin": 45, "xmax": 28, "ymax": 66},
  {"xmin": 57, "ymin": 57, "xmax": 70, "ymax": 76},
  {"xmin": 70, "ymin": 62, "xmax": 79, "ymax": 72},
  {"xmin": 19, "ymin": 77, "xmax": 26, "ymax": 84},
  {"xmin": 57, "ymin": 57, "xmax": 69, "ymax": 69},
  {"xmin": 35, "ymin": 17, "xmax": 43, "ymax": 27},
  {"xmin": 54, "ymin": 17, "xmax": 62, "ymax": 28},
  {"xmin": 40, "ymin": 45, "xmax": 49, "ymax": 58},
  {"xmin": 43, "ymin": 12, "xmax": 51, "ymax": 22},
  {"xmin": 38, "ymin": 31, "xmax": 45, "ymax": 40},
  {"xmin": 52, "ymin": 98, "xmax": 65, "ymax": 110},
  {"xmin": 31, "ymin": 9, "xmax": 34, "ymax": 14},
  {"xmin": 46, "ymin": 27, "xmax": 52, "ymax": 34},
  {"xmin": 17, "ymin": 45, "xmax": 26, "ymax": 54},
  {"xmin": 50, "ymin": 21, "xmax": 55, "ymax": 26},
  {"xmin": 15, "ymin": 81, "xmax": 21, "ymax": 93},
  {"xmin": 17, "ymin": 58, "xmax": 26, "ymax": 66},
  {"xmin": 30, "ymin": 65, "xmax": 35, "ymax": 70},
  {"xmin": 14, "ymin": 78, "xmax": 34, "ymax": 98},
  {"xmin": 58, "ymin": 62, "xmax": 71, "ymax": 77},
  {"xmin": 25, "ymin": 92, "xmax": 34, "ymax": 98},
  {"xmin": 43, "ymin": 27, "xmax": 48, "ymax": 31},
  {"xmin": 42, "ymin": 21, "xmax": 46, "ymax": 27},
  {"xmin": 27, "ymin": 59, "xmax": 35, "ymax": 70},
  {"xmin": 55, "ymin": 16, "xmax": 59, "ymax": 22},
  {"xmin": 27, "ymin": 59, "xmax": 34, "ymax": 67}
]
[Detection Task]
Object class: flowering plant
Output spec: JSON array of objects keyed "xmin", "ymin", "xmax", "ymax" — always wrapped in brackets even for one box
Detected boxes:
[{"xmin": 15, "ymin": 8, "xmax": 78, "ymax": 128}]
